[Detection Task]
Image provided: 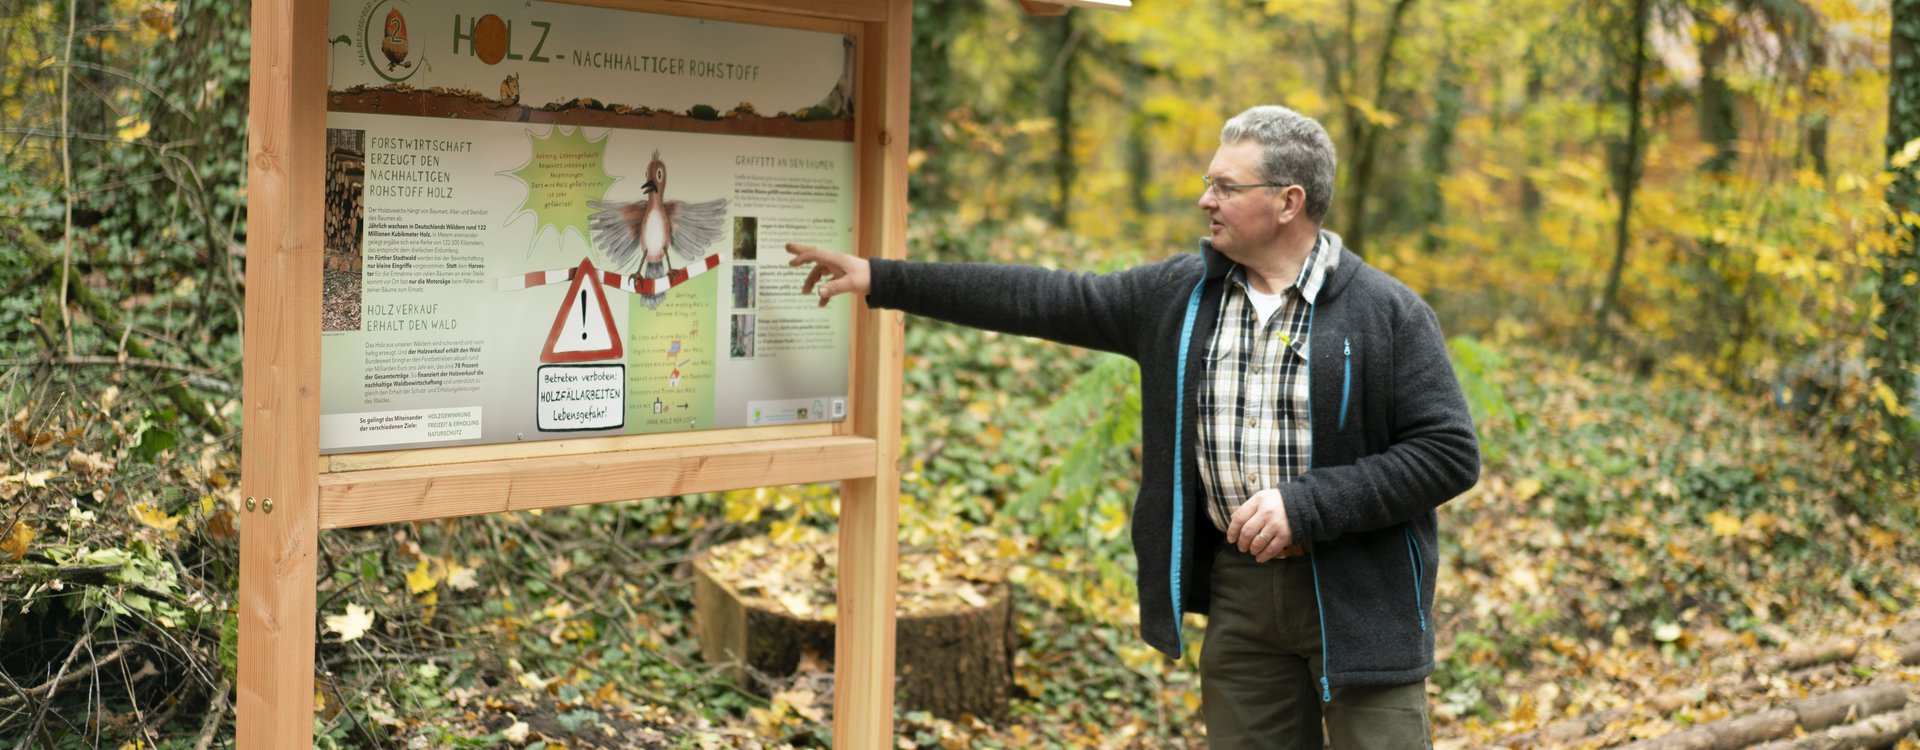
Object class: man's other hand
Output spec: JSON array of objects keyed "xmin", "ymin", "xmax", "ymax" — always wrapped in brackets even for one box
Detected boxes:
[{"xmin": 786, "ymin": 243, "xmax": 871, "ymax": 307}]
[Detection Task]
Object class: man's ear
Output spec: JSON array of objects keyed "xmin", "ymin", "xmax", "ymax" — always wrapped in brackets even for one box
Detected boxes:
[{"xmin": 1275, "ymin": 185, "xmax": 1307, "ymax": 224}]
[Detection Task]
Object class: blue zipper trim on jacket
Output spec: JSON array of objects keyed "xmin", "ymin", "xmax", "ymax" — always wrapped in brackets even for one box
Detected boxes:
[
  {"xmin": 1406, "ymin": 527, "xmax": 1428, "ymax": 632},
  {"xmin": 1309, "ymin": 552, "xmax": 1333, "ymax": 703},
  {"xmin": 1169, "ymin": 257, "xmax": 1208, "ymax": 650},
  {"xmin": 1338, "ymin": 337, "xmax": 1351, "ymax": 431}
]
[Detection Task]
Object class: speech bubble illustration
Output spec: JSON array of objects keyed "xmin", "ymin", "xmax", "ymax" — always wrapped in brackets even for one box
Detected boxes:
[{"xmin": 502, "ymin": 126, "xmax": 617, "ymax": 252}]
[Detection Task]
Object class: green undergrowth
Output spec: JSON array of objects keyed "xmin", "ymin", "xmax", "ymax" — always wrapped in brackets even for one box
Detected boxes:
[{"xmin": 3, "ymin": 291, "xmax": 1916, "ymax": 747}]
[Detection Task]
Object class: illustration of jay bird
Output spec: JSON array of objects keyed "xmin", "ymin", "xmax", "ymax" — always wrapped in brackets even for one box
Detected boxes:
[
  {"xmin": 380, "ymin": 10, "xmax": 412, "ymax": 72},
  {"xmin": 587, "ymin": 151, "xmax": 730, "ymax": 308}
]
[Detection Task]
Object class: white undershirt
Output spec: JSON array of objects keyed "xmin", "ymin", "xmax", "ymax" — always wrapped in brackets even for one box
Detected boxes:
[{"xmin": 1244, "ymin": 283, "xmax": 1287, "ymax": 327}]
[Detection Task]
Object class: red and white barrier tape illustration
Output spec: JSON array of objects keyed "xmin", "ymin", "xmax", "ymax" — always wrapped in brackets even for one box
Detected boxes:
[{"xmin": 497, "ymin": 254, "xmax": 721, "ymax": 296}]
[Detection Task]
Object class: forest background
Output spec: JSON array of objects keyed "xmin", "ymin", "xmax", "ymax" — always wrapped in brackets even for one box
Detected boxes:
[{"xmin": 2, "ymin": 0, "xmax": 1919, "ymax": 747}]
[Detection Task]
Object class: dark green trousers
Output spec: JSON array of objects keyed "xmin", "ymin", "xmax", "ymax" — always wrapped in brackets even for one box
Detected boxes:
[{"xmin": 1200, "ymin": 546, "xmax": 1432, "ymax": 750}]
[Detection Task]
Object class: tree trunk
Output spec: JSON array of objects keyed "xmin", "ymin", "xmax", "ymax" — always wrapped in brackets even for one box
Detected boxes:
[
  {"xmin": 1872, "ymin": 0, "xmax": 1920, "ymax": 465},
  {"xmin": 1337, "ymin": 0, "xmax": 1417, "ymax": 257},
  {"xmin": 907, "ymin": 0, "xmax": 983, "ymax": 210},
  {"xmin": 1591, "ymin": 0, "xmax": 1651, "ymax": 354},
  {"xmin": 1802, "ymin": 30, "xmax": 1831, "ymax": 176},
  {"xmin": 1520, "ymin": 49, "xmax": 1546, "ymax": 222},
  {"xmin": 1698, "ymin": 19, "xmax": 1740, "ymax": 175},
  {"xmin": 1125, "ymin": 67, "xmax": 1152, "ymax": 219},
  {"xmin": 1047, "ymin": 12, "xmax": 1078, "ymax": 229},
  {"xmin": 1420, "ymin": 55, "xmax": 1462, "ymax": 254}
]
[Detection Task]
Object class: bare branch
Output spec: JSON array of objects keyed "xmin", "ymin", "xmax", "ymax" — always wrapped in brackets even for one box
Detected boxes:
[
  {"xmin": 192, "ymin": 678, "xmax": 232, "ymax": 750},
  {"xmin": 0, "ymin": 641, "xmax": 133, "ymax": 712},
  {"xmin": 0, "ymin": 355, "xmax": 235, "ymax": 389}
]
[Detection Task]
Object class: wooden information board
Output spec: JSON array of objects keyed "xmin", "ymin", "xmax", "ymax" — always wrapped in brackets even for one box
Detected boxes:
[{"xmin": 239, "ymin": 0, "xmax": 909, "ymax": 746}]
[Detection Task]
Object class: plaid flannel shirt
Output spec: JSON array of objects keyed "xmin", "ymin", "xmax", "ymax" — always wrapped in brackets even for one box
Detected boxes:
[{"xmin": 1197, "ymin": 239, "xmax": 1339, "ymax": 531}]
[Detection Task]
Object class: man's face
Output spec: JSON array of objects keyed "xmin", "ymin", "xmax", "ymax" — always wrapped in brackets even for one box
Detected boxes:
[{"xmin": 1198, "ymin": 140, "xmax": 1290, "ymax": 259}]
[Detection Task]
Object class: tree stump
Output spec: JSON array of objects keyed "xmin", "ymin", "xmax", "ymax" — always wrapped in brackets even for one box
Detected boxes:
[{"xmin": 691, "ymin": 530, "xmax": 1016, "ymax": 721}]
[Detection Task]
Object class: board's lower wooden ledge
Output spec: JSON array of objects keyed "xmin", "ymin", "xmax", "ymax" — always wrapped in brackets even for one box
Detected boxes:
[{"xmin": 317, "ymin": 435, "xmax": 880, "ymax": 529}]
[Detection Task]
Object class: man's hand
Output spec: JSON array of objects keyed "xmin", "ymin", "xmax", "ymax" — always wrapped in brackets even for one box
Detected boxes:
[
  {"xmin": 786, "ymin": 243, "xmax": 871, "ymax": 307},
  {"xmin": 1226, "ymin": 489, "xmax": 1294, "ymax": 563}
]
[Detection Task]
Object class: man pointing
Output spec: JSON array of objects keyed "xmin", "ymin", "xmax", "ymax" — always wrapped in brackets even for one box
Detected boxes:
[{"xmin": 789, "ymin": 105, "xmax": 1478, "ymax": 748}]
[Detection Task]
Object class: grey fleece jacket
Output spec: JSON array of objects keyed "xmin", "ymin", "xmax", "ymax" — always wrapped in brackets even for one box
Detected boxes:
[{"xmin": 866, "ymin": 231, "xmax": 1480, "ymax": 695}]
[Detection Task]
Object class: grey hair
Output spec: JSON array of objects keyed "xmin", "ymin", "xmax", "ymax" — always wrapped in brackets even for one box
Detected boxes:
[{"xmin": 1220, "ymin": 105, "xmax": 1337, "ymax": 224}]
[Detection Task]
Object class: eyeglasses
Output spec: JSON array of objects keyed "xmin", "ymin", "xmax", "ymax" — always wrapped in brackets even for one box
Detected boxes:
[{"xmin": 1202, "ymin": 176, "xmax": 1291, "ymax": 199}]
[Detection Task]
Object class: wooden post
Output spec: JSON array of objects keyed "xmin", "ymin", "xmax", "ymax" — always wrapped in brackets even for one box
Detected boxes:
[
  {"xmin": 237, "ymin": 0, "xmax": 326, "ymax": 746},
  {"xmin": 834, "ymin": 0, "xmax": 909, "ymax": 746}
]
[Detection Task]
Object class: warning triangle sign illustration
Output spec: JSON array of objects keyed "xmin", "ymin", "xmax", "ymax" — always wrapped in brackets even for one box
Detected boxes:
[{"xmin": 541, "ymin": 258, "xmax": 624, "ymax": 363}]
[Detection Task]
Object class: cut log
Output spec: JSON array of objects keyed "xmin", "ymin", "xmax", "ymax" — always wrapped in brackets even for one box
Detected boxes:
[
  {"xmin": 1499, "ymin": 664, "xmax": 1839, "ymax": 748},
  {"xmin": 1769, "ymin": 639, "xmax": 1859, "ymax": 672},
  {"xmin": 1790, "ymin": 684, "xmax": 1908, "ymax": 731},
  {"xmin": 1493, "ymin": 623, "xmax": 1920, "ymax": 749},
  {"xmin": 1746, "ymin": 704, "xmax": 1920, "ymax": 750},
  {"xmin": 690, "ymin": 537, "xmax": 1016, "ymax": 721},
  {"xmin": 1613, "ymin": 708, "xmax": 1799, "ymax": 750},
  {"xmin": 1612, "ymin": 685, "xmax": 1909, "ymax": 750},
  {"xmin": 1502, "ymin": 707, "xmax": 1630, "ymax": 747}
]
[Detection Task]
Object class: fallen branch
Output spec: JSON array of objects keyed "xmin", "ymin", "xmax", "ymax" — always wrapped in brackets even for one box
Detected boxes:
[{"xmin": 0, "ymin": 563, "xmax": 121, "ymax": 588}]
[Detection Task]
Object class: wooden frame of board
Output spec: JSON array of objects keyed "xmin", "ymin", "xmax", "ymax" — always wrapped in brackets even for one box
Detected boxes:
[{"xmin": 238, "ymin": 0, "xmax": 909, "ymax": 746}]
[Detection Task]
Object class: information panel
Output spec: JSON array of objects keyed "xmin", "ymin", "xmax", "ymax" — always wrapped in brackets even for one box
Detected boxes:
[{"xmin": 319, "ymin": 0, "xmax": 856, "ymax": 453}]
